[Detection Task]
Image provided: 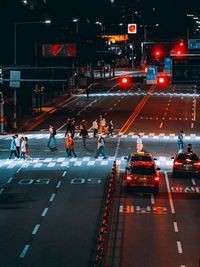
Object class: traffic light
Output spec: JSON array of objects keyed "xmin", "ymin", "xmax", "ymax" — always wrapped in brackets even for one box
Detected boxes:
[
  {"xmin": 118, "ymin": 76, "xmax": 133, "ymax": 86},
  {"xmin": 151, "ymin": 45, "xmax": 166, "ymax": 59},
  {"xmin": 157, "ymin": 75, "xmax": 170, "ymax": 86}
]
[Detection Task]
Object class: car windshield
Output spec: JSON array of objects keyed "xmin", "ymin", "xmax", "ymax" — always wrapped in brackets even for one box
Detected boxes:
[
  {"xmin": 131, "ymin": 165, "xmax": 156, "ymax": 175},
  {"xmin": 177, "ymin": 154, "xmax": 199, "ymax": 161},
  {"xmin": 131, "ymin": 155, "xmax": 152, "ymax": 162}
]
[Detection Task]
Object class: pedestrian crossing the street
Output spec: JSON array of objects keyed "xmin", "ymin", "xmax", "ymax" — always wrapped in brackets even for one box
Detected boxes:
[{"xmin": 0, "ymin": 156, "xmax": 173, "ymax": 170}]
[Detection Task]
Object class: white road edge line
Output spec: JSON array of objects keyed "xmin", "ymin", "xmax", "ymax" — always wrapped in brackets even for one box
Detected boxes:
[
  {"xmin": 164, "ymin": 171, "xmax": 175, "ymax": 214},
  {"xmin": 177, "ymin": 241, "xmax": 183, "ymax": 254},
  {"xmin": 19, "ymin": 244, "xmax": 30, "ymax": 258}
]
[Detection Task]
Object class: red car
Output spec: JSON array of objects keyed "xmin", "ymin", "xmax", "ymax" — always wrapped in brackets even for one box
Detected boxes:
[{"xmin": 124, "ymin": 152, "xmax": 160, "ymax": 195}]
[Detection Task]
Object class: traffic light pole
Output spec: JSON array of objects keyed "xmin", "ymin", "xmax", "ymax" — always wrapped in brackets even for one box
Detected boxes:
[
  {"xmin": 13, "ymin": 88, "xmax": 17, "ymax": 130},
  {"xmin": 0, "ymin": 92, "xmax": 4, "ymax": 134}
]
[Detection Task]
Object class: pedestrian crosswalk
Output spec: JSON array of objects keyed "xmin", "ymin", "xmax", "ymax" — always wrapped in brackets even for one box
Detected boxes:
[
  {"xmin": 0, "ymin": 132, "xmax": 200, "ymax": 140},
  {"xmin": 0, "ymin": 156, "xmax": 173, "ymax": 169}
]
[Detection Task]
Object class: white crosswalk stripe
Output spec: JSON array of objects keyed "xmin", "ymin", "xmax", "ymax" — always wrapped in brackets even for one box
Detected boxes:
[{"xmin": 0, "ymin": 156, "xmax": 174, "ymax": 169}]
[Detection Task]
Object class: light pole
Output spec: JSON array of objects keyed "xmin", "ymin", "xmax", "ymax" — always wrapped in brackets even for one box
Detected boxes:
[{"xmin": 13, "ymin": 19, "xmax": 51, "ymax": 130}]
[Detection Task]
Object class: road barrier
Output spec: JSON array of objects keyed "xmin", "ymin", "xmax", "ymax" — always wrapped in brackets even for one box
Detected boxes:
[{"xmin": 93, "ymin": 161, "xmax": 117, "ymax": 267}]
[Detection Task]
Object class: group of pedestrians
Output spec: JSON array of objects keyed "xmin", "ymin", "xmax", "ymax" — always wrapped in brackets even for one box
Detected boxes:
[{"xmin": 9, "ymin": 134, "xmax": 31, "ymax": 160}]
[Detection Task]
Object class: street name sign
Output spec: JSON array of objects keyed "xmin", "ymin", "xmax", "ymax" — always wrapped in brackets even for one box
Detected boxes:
[{"xmin": 172, "ymin": 55, "xmax": 200, "ymax": 84}]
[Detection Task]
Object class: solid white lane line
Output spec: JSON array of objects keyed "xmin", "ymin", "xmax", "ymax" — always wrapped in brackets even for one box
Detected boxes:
[
  {"xmin": 164, "ymin": 172, "xmax": 175, "ymax": 214},
  {"xmin": 49, "ymin": 193, "xmax": 56, "ymax": 202},
  {"xmin": 19, "ymin": 244, "xmax": 30, "ymax": 258},
  {"xmin": 7, "ymin": 177, "xmax": 13, "ymax": 183},
  {"xmin": 177, "ymin": 241, "xmax": 183, "ymax": 254},
  {"xmin": 41, "ymin": 208, "xmax": 48, "ymax": 217},
  {"xmin": 191, "ymin": 178, "xmax": 196, "ymax": 186},
  {"xmin": 173, "ymin": 222, "xmax": 179, "ymax": 232},
  {"xmin": 56, "ymin": 181, "xmax": 62, "ymax": 188},
  {"xmin": 151, "ymin": 194, "xmax": 155, "ymax": 204},
  {"xmin": 32, "ymin": 224, "xmax": 40, "ymax": 235},
  {"xmin": 62, "ymin": 171, "xmax": 67, "ymax": 177},
  {"xmin": 159, "ymin": 122, "xmax": 163, "ymax": 128}
]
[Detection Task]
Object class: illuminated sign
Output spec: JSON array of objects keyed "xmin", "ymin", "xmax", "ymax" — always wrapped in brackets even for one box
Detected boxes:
[
  {"xmin": 42, "ymin": 43, "xmax": 77, "ymax": 57},
  {"xmin": 101, "ymin": 35, "xmax": 128, "ymax": 42},
  {"xmin": 128, "ymin": 24, "xmax": 137, "ymax": 34}
]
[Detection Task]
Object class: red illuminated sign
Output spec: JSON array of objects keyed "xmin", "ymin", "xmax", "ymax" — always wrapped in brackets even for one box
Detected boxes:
[
  {"xmin": 128, "ymin": 24, "xmax": 137, "ymax": 34},
  {"xmin": 42, "ymin": 43, "xmax": 77, "ymax": 57}
]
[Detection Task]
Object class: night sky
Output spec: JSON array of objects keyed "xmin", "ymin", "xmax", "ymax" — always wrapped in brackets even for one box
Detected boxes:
[{"xmin": 0, "ymin": 0, "xmax": 200, "ymax": 65}]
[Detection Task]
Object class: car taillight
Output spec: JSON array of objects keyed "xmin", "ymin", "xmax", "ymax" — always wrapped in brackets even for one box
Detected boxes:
[
  {"xmin": 174, "ymin": 161, "xmax": 182, "ymax": 166},
  {"xmin": 154, "ymin": 176, "xmax": 160, "ymax": 182},
  {"xmin": 194, "ymin": 161, "xmax": 200, "ymax": 166},
  {"xmin": 126, "ymin": 176, "xmax": 132, "ymax": 181}
]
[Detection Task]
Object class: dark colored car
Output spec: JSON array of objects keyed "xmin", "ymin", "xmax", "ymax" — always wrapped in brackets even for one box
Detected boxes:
[
  {"xmin": 124, "ymin": 152, "xmax": 160, "ymax": 195},
  {"xmin": 172, "ymin": 152, "xmax": 200, "ymax": 177}
]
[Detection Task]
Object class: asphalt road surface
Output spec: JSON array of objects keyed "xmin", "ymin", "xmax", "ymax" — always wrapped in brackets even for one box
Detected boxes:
[{"xmin": 0, "ymin": 77, "xmax": 200, "ymax": 267}]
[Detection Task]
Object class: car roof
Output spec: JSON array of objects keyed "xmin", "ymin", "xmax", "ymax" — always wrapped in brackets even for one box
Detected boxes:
[{"xmin": 130, "ymin": 152, "xmax": 153, "ymax": 157}]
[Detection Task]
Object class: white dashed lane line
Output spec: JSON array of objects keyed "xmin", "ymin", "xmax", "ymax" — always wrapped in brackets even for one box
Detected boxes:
[
  {"xmin": 32, "ymin": 224, "xmax": 40, "ymax": 235},
  {"xmin": 173, "ymin": 222, "xmax": 179, "ymax": 232},
  {"xmin": 177, "ymin": 241, "xmax": 183, "ymax": 254},
  {"xmin": 62, "ymin": 170, "xmax": 67, "ymax": 177},
  {"xmin": 49, "ymin": 193, "xmax": 56, "ymax": 202},
  {"xmin": 41, "ymin": 208, "xmax": 48, "ymax": 217},
  {"xmin": 191, "ymin": 178, "xmax": 196, "ymax": 186},
  {"xmin": 19, "ymin": 245, "xmax": 30, "ymax": 258}
]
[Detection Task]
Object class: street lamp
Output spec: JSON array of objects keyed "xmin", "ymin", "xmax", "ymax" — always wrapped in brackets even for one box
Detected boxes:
[
  {"xmin": 14, "ymin": 19, "xmax": 51, "ymax": 65},
  {"xmin": 72, "ymin": 18, "xmax": 79, "ymax": 33}
]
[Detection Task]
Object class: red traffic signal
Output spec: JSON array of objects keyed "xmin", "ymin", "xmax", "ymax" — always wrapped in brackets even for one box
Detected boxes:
[
  {"xmin": 118, "ymin": 76, "xmax": 132, "ymax": 86},
  {"xmin": 157, "ymin": 75, "xmax": 170, "ymax": 86}
]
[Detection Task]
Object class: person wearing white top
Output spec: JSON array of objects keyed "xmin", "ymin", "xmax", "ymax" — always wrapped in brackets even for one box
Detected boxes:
[
  {"xmin": 136, "ymin": 134, "xmax": 143, "ymax": 152},
  {"xmin": 15, "ymin": 134, "xmax": 20, "ymax": 157},
  {"xmin": 92, "ymin": 119, "xmax": 98, "ymax": 138},
  {"xmin": 20, "ymin": 137, "xmax": 26, "ymax": 160}
]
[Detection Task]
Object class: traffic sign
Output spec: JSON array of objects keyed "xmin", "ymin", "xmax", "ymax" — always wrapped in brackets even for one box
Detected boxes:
[
  {"xmin": 9, "ymin": 70, "xmax": 21, "ymax": 88},
  {"xmin": 128, "ymin": 24, "xmax": 137, "ymax": 34},
  {"xmin": 146, "ymin": 66, "xmax": 157, "ymax": 84},
  {"xmin": 188, "ymin": 39, "xmax": 200, "ymax": 49},
  {"xmin": 164, "ymin": 57, "xmax": 172, "ymax": 73},
  {"xmin": 172, "ymin": 56, "xmax": 200, "ymax": 84}
]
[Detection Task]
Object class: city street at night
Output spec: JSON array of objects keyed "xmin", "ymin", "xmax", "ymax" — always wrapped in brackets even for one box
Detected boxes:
[{"xmin": 1, "ymin": 0, "xmax": 200, "ymax": 266}]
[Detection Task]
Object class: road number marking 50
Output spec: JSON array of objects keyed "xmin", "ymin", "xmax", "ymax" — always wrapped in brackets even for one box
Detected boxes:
[
  {"xmin": 18, "ymin": 179, "xmax": 50, "ymax": 185},
  {"xmin": 70, "ymin": 178, "xmax": 102, "ymax": 184}
]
